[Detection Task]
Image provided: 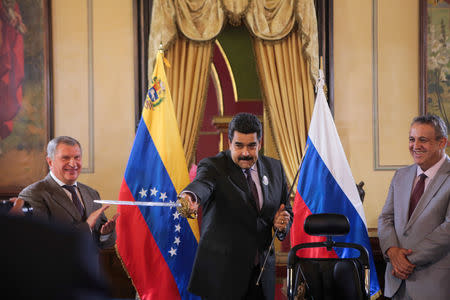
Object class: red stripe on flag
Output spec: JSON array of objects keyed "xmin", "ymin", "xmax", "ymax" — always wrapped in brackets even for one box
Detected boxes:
[
  {"xmin": 291, "ymin": 192, "xmax": 338, "ymax": 258},
  {"xmin": 116, "ymin": 179, "xmax": 181, "ymax": 300}
]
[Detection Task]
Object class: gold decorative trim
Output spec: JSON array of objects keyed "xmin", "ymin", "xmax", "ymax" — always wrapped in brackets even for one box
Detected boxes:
[
  {"xmin": 215, "ymin": 40, "xmax": 238, "ymax": 102},
  {"xmin": 210, "ymin": 64, "xmax": 224, "ymax": 116},
  {"xmin": 82, "ymin": 0, "xmax": 95, "ymax": 173},
  {"xmin": 212, "ymin": 115, "xmax": 234, "ymax": 126},
  {"xmin": 114, "ymin": 245, "xmax": 137, "ymax": 296},
  {"xmin": 237, "ymin": 98, "xmax": 262, "ymax": 102},
  {"xmin": 370, "ymin": 290, "xmax": 382, "ymax": 300},
  {"xmin": 212, "ymin": 115, "xmax": 264, "ymax": 127}
]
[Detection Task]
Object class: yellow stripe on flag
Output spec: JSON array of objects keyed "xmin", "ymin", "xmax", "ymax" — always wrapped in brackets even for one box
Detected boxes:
[{"xmin": 142, "ymin": 50, "xmax": 199, "ymax": 241}]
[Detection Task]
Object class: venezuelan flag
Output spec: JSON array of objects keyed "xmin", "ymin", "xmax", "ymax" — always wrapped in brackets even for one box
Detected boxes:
[
  {"xmin": 290, "ymin": 71, "xmax": 381, "ymax": 299},
  {"xmin": 116, "ymin": 50, "xmax": 200, "ymax": 300}
]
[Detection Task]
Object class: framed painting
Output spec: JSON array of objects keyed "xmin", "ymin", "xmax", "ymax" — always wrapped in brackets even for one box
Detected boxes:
[
  {"xmin": 0, "ymin": 0, "xmax": 52, "ymax": 198},
  {"xmin": 420, "ymin": 0, "xmax": 450, "ymax": 154}
]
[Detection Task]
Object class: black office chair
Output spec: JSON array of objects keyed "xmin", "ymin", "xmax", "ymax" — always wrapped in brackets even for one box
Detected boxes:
[{"xmin": 287, "ymin": 213, "xmax": 370, "ymax": 300}]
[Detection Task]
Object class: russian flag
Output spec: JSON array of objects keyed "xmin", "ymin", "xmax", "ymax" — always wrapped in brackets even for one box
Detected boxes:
[
  {"xmin": 290, "ymin": 70, "xmax": 381, "ymax": 298},
  {"xmin": 116, "ymin": 50, "xmax": 200, "ymax": 300}
]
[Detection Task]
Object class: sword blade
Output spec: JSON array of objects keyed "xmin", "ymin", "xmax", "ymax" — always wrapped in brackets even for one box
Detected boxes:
[{"xmin": 94, "ymin": 200, "xmax": 181, "ymax": 207}]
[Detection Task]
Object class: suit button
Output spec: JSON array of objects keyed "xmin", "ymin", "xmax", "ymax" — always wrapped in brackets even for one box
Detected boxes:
[{"xmin": 403, "ymin": 231, "xmax": 408, "ymax": 236}]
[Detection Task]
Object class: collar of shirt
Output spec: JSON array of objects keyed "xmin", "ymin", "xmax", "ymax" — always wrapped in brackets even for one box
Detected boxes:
[
  {"xmin": 415, "ymin": 154, "xmax": 447, "ymax": 190},
  {"xmin": 242, "ymin": 164, "xmax": 259, "ymax": 181},
  {"xmin": 50, "ymin": 171, "xmax": 78, "ymax": 188},
  {"xmin": 50, "ymin": 171, "xmax": 85, "ymax": 211},
  {"xmin": 242, "ymin": 163, "xmax": 257, "ymax": 173}
]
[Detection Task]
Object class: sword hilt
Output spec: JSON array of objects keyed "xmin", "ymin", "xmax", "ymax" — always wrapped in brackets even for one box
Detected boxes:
[{"xmin": 176, "ymin": 195, "xmax": 198, "ymax": 219}]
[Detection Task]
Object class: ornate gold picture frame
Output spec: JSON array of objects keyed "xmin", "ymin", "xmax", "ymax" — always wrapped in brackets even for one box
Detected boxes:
[
  {"xmin": 420, "ymin": 0, "xmax": 450, "ymax": 153},
  {"xmin": 0, "ymin": 0, "xmax": 52, "ymax": 197}
]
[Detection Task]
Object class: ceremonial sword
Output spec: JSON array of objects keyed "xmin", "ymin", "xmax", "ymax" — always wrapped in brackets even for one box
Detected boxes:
[
  {"xmin": 94, "ymin": 198, "xmax": 196, "ymax": 219},
  {"xmin": 94, "ymin": 200, "xmax": 181, "ymax": 207}
]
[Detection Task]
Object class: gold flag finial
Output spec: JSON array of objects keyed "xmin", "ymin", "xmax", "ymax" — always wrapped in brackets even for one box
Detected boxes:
[{"xmin": 158, "ymin": 42, "xmax": 171, "ymax": 68}]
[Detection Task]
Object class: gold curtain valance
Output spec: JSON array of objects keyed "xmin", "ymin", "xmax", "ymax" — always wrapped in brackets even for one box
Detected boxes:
[{"xmin": 149, "ymin": 0, "xmax": 318, "ymax": 83}]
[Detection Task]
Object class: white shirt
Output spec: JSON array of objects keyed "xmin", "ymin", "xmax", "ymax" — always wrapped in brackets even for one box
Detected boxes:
[
  {"xmin": 413, "ymin": 154, "xmax": 448, "ymax": 193},
  {"xmin": 50, "ymin": 171, "xmax": 84, "ymax": 209}
]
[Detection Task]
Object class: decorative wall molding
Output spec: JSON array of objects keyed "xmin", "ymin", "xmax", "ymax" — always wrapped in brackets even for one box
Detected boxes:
[
  {"xmin": 82, "ymin": 0, "xmax": 95, "ymax": 173},
  {"xmin": 372, "ymin": 0, "xmax": 408, "ymax": 171}
]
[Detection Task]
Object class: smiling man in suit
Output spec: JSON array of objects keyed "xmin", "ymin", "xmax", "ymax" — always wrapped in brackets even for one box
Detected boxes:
[
  {"xmin": 378, "ymin": 114, "xmax": 449, "ymax": 300},
  {"xmin": 19, "ymin": 136, "xmax": 118, "ymax": 249},
  {"xmin": 179, "ymin": 113, "xmax": 292, "ymax": 300}
]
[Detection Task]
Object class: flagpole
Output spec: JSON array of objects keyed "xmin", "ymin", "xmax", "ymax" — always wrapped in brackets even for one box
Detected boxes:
[{"xmin": 256, "ymin": 144, "xmax": 309, "ymax": 286}]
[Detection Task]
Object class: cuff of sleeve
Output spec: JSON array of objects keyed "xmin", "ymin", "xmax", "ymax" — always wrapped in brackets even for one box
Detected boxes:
[
  {"xmin": 100, "ymin": 232, "xmax": 112, "ymax": 242},
  {"xmin": 180, "ymin": 190, "xmax": 198, "ymax": 202}
]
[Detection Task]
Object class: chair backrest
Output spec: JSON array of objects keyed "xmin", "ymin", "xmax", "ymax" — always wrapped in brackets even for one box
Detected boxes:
[
  {"xmin": 304, "ymin": 213, "xmax": 350, "ymax": 237},
  {"xmin": 287, "ymin": 214, "xmax": 370, "ymax": 300}
]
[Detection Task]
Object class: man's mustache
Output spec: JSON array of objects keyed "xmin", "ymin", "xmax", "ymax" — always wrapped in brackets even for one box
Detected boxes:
[{"xmin": 238, "ymin": 156, "xmax": 253, "ymax": 161}]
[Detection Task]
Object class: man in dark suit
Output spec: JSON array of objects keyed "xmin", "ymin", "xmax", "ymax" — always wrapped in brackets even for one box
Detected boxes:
[
  {"xmin": 378, "ymin": 114, "xmax": 449, "ymax": 300},
  {"xmin": 19, "ymin": 136, "xmax": 118, "ymax": 249},
  {"xmin": 180, "ymin": 113, "xmax": 292, "ymax": 299},
  {"xmin": 1, "ymin": 210, "xmax": 109, "ymax": 299}
]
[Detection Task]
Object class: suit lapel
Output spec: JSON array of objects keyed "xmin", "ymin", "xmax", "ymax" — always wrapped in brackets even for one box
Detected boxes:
[
  {"xmin": 78, "ymin": 184, "xmax": 92, "ymax": 215},
  {"xmin": 44, "ymin": 174, "xmax": 82, "ymax": 220},
  {"xmin": 407, "ymin": 158, "xmax": 450, "ymax": 227},
  {"xmin": 257, "ymin": 158, "xmax": 269, "ymax": 212},
  {"xmin": 399, "ymin": 166, "xmax": 416, "ymax": 231}
]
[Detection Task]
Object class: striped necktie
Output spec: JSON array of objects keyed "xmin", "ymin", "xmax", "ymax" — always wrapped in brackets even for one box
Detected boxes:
[{"xmin": 63, "ymin": 185, "xmax": 85, "ymax": 219}]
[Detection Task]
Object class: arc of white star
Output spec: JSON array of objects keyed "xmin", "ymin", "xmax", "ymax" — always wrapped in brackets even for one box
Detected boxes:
[
  {"xmin": 169, "ymin": 247, "xmax": 177, "ymax": 256},
  {"xmin": 173, "ymin": 211, "xmax": 180, "ymax": 220},
  {"xmin": 160, "ymin": 192, "xmax": 167, "ymax": 201},
  {"xmin": 139, "ymin": 188, "xmax": 147, "ymax": 198},
  {"xmin": 175, "ymin": 224, "xmax": 181, "ymax": 232},
  {"xmin": 174, "ymin": 237, "xmax": 181, "ymax": 246},
  {"xmin": 168, "ymin": 200, "xmax": 175, "ymax": 209},
  {"xmin": 150, "ymin": 187, "xmax": 158, "ymax": 196}
]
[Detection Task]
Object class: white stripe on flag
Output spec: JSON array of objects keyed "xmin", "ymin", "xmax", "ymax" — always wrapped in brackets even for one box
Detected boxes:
[{"xmin": 308, "ymin": 71, "xmax": 367, "ymax": 227}]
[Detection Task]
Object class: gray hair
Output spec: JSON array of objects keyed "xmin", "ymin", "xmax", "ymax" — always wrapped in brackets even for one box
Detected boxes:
[
  {"xmin": 47, "ymin": 136, "xmax": 82, "ymax": 159},
  {"xmin": 411, "ymin": 114, "xmax": 448, "ymax": 140}
]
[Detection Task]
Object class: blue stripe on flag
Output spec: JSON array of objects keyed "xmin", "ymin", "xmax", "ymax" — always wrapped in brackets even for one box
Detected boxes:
[{"xmin": 124, "ymin": 118, "xmax": 198, "ymax": 297}]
